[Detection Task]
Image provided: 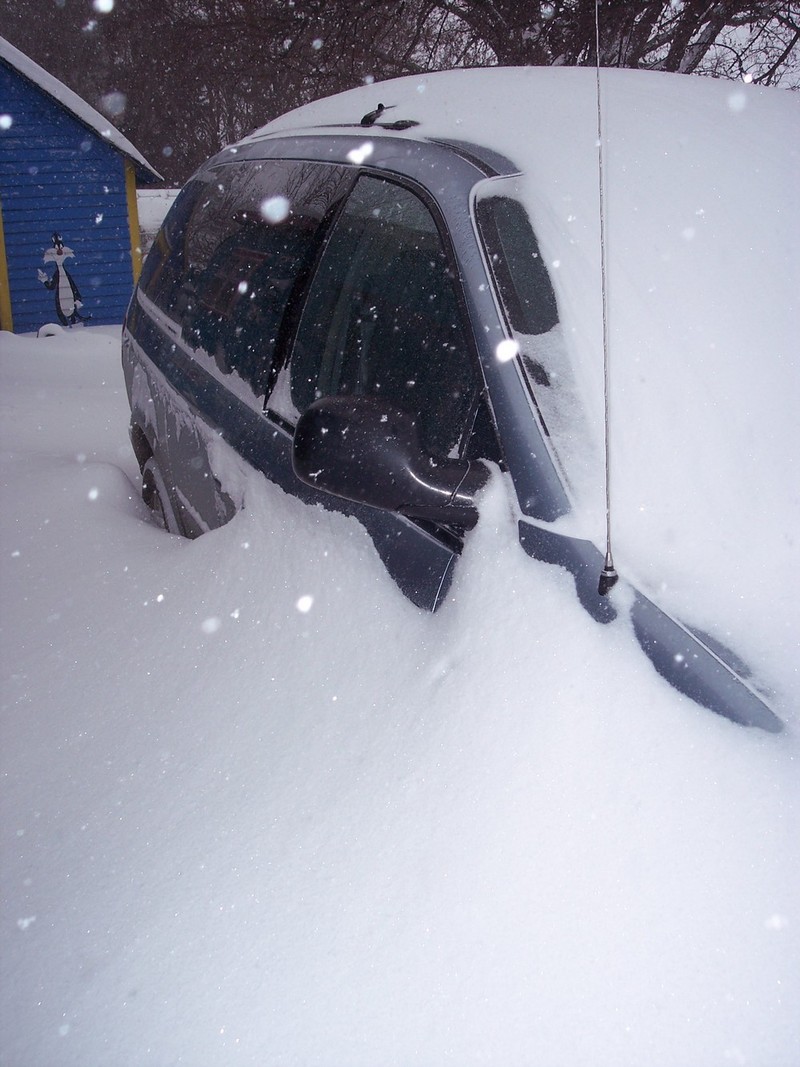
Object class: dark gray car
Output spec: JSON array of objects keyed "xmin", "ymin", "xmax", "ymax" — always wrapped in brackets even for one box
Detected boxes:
[{"xmin": 122, "ymin": 74, "xmax": 782, "ymax": 733}]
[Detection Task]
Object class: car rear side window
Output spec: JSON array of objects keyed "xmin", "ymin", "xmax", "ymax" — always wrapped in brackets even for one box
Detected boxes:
[
  {"xmin": 137, "ymin": 178, "xmax": 205, "ymax": 317},
  {"xmin": 286, "ymin": 175, "xmax": 478, "ymax": 458},
  {"xmin": 141, "ymin": 160, "xmax": 351, "ymax": 399}
]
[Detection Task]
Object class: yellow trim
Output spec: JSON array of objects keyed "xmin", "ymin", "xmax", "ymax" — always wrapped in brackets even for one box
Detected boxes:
[
  {"xmin": 0, "ymin": 193, "xmax": 13, "ymax": 332},
  {"xmin": 125, "ymin": 159, "xmax": 143, "ymax": 283}
]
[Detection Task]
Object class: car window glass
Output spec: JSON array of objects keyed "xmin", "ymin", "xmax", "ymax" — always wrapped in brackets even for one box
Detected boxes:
[
  {"xmin": 284, "ymin": 175, "xmax": 477, "ymax": 458},
  {"xmin": 141, "ymin": 160, "xmax": 351, "ymax": 399},
  {"xmin": 137, "ymin": 177, "xmax": 205, "ymax": 317},
  {"xmin": 477, "ymin": 194, "xmax": 559, "ymax": 336},
  {"xmin": 182, "ymin": 211, "xmax": 315, "ymax": 397},
  {"xmin": 475, "ymin": 180, "xmax": 602, "ymax": 507},
  {"xmin": 185, "ymin": 162, "xmax": 352, "ymax": 398}
]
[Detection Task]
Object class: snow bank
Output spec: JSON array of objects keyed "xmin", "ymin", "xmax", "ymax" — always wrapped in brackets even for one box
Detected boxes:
[
  {"xmin": 1, "ymin": 328, "xmax": 798, "ymax": 1065},
  {"xmin": 261, "ymin": 68, "xmax": 800, "ymax": 692},
  {"xmin": 136, "ymin": 188, "xmax": 180, "ymax": 256},
  {"xmin": 1, "ymin": 67, "xmax": 799, "ymax": 1067}
]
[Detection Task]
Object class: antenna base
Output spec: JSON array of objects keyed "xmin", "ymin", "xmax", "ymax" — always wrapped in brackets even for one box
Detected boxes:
[{"xmin": 598, "ymin": 553, "xmax": 618, "ymax": 597}]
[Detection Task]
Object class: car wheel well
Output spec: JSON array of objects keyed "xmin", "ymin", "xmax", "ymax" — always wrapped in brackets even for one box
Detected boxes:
[{"xmin": 129, "ymin": 421, "xmax": 153, "ymax": 472}]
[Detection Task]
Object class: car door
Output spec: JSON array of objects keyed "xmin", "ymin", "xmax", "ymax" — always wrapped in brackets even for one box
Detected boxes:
[
  {"xmin": 264, "ymin": 171, "xmax": 500, "ymax": 610},
  {"xmin": 127, "ymin": 158, "xmax": 353, "ymax": 535}
]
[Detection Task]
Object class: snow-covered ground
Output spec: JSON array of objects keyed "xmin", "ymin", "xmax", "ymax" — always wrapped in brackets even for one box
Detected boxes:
[
  {"xmin": 2, "ymin": 68, "xmax": 800, "ymax": 1066},
  {"xmin": 136, "ymin": 188, "xmax": 180, "ymax": 257},
  {"xmin": 1, "ymin": 325, "xmax": 798, "ymax": 1066}
]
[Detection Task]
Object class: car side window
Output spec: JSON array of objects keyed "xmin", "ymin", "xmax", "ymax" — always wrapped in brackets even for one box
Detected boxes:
[
  {"xmin": 137, "ymin": 177, "xmax": 205, "ymax": 318},
  {"xmin": 183, "ymin": 162, "xmax": 352, "ymax": 398},
  {"xmin": 141, "ymin": 160, "xmax": 351, "ymax": 399},
  {"xmin": 183, "ymin": 212, "xmax": 318, "ymax": 397},
  {"xmin": 286, "ymin": 175, "xmax": 478, "ymax": 458}
]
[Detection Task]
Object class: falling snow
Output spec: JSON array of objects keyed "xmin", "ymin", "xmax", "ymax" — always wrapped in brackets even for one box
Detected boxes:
[
  {"xmin": 346, "ymin": 141, "xmax": 373, "ymax": 164},
  {"xmin": 259, "ymin": 195, "xmax": 290, "ymax": 223},
  {"xmin": 1, "ymin": 68, "xmax": 799, "ymax": 1067}
]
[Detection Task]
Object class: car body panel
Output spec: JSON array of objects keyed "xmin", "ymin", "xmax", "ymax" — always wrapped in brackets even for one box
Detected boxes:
[{"xmin": 122, "ymin": 67, "xmax": 793, "ymax": 731}]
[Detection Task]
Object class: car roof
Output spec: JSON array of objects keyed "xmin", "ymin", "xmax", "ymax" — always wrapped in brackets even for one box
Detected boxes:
[
  {"xmin": 249, "ymin": 66, "xmax": 591, "ymax": 145},
  {"xmin": 227, "ymin": 67, "xmax": 796, "ymax": 423}
]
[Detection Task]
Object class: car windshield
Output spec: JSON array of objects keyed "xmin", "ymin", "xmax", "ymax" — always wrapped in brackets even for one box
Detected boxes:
[{"xmin": 475, "ymin": 177, "xmax": 603, "ymax": 521}]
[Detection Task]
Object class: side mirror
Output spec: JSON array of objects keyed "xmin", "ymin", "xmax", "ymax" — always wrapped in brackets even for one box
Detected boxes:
[{"xmin": 292, "ymin": 395, "xmax": 488, "ymax": 528}]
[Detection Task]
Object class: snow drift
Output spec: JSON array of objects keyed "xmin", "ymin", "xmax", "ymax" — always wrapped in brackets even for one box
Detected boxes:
[{"xmin": 2, "ymin": 66, "xmax": 799, "ymax": 1066}]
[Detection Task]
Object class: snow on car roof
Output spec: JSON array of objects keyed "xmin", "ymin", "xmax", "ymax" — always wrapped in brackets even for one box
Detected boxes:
[
  {"xmin": 256, "ymin": 66, "xmax": 799, "ymax": 639},
  {"xmin": 254, "ymin": 68, "xmax": 798, "ymax": 397}
]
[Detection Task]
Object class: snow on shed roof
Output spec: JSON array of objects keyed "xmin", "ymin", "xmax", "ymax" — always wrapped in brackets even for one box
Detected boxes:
[{"xmin": 0, "ymin": 34, "xmax": 162, "ymax": 181}]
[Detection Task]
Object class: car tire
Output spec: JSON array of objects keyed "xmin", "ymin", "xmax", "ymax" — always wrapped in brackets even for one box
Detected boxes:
[{"xmin": 141, "ymin": 456, "xmax": 181, "ymax": 534}]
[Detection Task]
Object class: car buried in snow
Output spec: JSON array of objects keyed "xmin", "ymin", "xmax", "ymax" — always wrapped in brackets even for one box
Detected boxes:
[{"xmin": 122, "ymin": 67, "xmax": 795, "ymax": 733}]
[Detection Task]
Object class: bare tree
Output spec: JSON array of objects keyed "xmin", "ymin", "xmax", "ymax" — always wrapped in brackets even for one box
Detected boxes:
[
  {"xmin": 1, "ymin": 0, "xmax": 797, "ymax": 184},
  {"xmin": 404, "ymin": 0, "xmax": 800, "ymax": 78}
]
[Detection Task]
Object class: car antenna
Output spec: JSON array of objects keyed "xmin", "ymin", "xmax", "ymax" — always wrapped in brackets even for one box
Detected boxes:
[{"xmin": 594, "ymin": 0, "xmax": 618, "ymax": 597}]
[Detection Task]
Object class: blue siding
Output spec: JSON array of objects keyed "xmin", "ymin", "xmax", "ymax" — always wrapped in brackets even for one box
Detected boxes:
[{"xmin": 0, "ymin": 60, "xmax": 136, "ymax": 332}]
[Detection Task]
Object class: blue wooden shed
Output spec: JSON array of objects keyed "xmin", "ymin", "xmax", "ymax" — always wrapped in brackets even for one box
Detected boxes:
[{"xmin": 0, "ymin": 36, "xmax": 162, "ymax": 333}]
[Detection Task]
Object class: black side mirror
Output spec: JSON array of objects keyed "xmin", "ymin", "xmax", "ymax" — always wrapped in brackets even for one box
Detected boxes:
[{"xmin": 292, "ymin": 395, "xmax": 488, "ymax": 528}]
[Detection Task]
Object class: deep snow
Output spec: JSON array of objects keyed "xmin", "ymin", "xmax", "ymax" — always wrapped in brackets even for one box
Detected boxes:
[
  {"xmin": 1, "ymin": 325, "xmax": 798, "ymax": 1066},
  {"xmin": 2, "ymin": 66, "xmax": 800, "ymax": 1067},
  {"xmin": 261, "ymin": 67, "xmax": 800, "ymax": 665}
]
